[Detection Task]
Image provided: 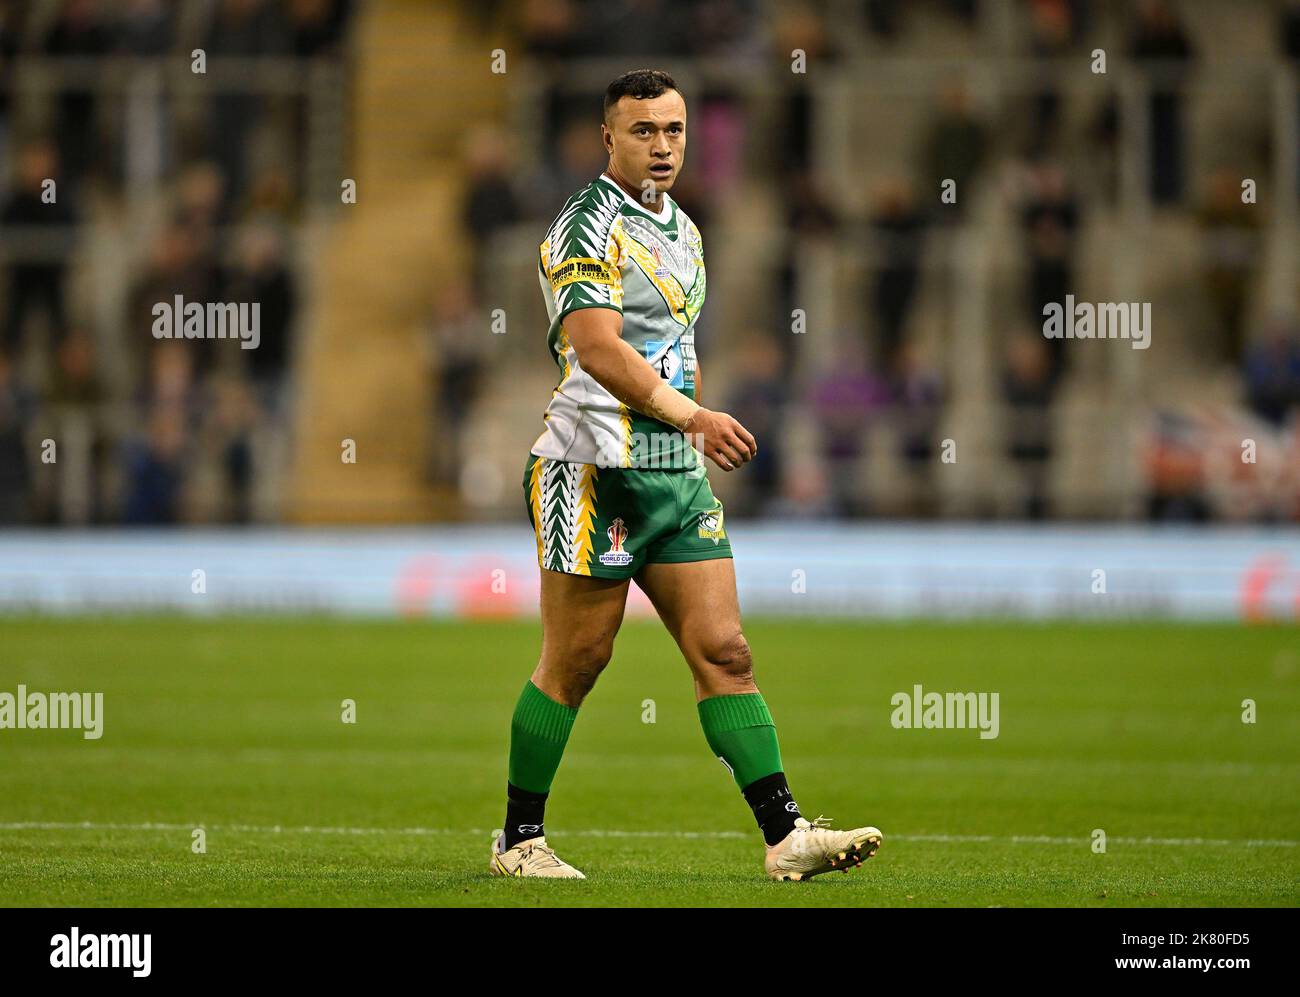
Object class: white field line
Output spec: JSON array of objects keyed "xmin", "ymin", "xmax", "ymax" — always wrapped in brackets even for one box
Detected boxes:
[{"xmin": 0, "ymin": 820, "xmax": 1294, "ymax": 848}]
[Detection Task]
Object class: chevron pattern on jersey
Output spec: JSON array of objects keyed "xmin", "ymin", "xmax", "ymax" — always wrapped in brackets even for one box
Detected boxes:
[
  {"xmin": 545, "ymin": 183, "xmax": 624, "ymax": 315},
  {"xmin": 534, "ymin": 457, "xmax": 599, "ymax": 575}
]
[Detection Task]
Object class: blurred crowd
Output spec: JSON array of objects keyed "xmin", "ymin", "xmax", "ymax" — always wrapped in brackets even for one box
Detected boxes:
[
  {"xmin": 3, "ymin": 1, "xmax": 1300, "ymax": 526},
  {"xmin": 0, "ymin": 0, "xmax": 352, "ymax": 524},
  {"xmin": 447, "ymin": 0, "xmax": 1300, "ymax": 522}
]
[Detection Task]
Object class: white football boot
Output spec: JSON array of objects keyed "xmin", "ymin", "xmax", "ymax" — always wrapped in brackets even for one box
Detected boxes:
[
  {"xmin": 489, "ymin": 831, "xmax": 586, "ymax": 879},
  {"xmin": 765, "ymin": 816, "xmax": 883, "ymax": 881}
]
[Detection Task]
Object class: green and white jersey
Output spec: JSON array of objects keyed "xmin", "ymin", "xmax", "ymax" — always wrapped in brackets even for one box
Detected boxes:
[{"xmin": 532, "ymin": 174, "xmax": 705, "ymax": 470}]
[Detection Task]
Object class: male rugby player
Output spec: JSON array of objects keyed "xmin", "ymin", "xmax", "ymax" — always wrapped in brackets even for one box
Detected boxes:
[{"xmin": 491, "ymin": 70, "xmax": 882, "ymax": 880}]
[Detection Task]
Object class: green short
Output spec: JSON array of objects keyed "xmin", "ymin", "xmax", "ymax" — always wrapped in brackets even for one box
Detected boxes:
[{"xmin": 523, "ymin": 453, "xmax": 733, "ymax": 579}]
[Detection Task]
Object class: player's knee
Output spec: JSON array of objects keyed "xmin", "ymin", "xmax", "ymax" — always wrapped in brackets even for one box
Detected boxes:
[
  {"xmin": 561, "ymin": 642, "xmax": 615, "ymax": 702},
  {"xmin": 702, "ymin": 631, "xmax": 754, "ymax": 683}
]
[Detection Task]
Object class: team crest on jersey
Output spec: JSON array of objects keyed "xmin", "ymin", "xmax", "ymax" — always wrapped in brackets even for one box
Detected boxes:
[
  {"xmin": 698, "ymin": 505, "xmax": 726, "ymax": 544},
  {"xmin": 650, "ymin": 245, "xmax": 670, "ymax": 279},
  {"xmin": 599, "ymin": 517, "xmax": 634, "ymax": 566},
  {"xmin": 623, "ymin": 215, "xmax": 694, "ymax": 284}
]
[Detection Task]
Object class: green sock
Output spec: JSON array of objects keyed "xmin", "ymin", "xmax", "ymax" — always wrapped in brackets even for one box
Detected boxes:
[
  {"xmin": 508, "ymin": 680, "xmax": 579, "ymax": 794},
  {"xmin": 697, "ymin": 692, "xmax": 783, "ymax": 789}
]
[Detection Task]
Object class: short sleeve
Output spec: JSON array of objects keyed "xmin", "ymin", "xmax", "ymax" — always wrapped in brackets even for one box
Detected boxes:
[{"xmin": 545, "ymin": 195, "xmax": 625, "ymax": 321}]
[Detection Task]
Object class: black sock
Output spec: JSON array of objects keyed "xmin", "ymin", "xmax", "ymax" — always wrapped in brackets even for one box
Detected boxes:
[
  {"xmin": 502, "ymin": 783, "xmax": 548, "ymax": 848},
  {"xmin": 742, "ymin": 771, "xmax": 802, "ymax": 846}
]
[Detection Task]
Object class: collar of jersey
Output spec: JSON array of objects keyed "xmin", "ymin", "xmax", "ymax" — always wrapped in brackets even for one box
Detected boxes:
[{"xmin": 598, "ymin": 173, "xmax": 674, "ymax": 224}]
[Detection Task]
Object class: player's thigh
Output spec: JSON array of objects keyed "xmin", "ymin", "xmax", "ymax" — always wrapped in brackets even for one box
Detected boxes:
[
  {"xmin": 634, "ymin": 558, "xmax": 753, "ymax": 693},
  {"xmin": 536, "ymin": 568, "xmax": 630, "ymax": 702}
]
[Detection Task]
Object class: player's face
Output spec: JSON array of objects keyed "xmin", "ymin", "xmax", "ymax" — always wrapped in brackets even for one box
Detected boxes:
[{"xmin": 603, "ymin": 90, "xmax": 686, "ymax": 197}]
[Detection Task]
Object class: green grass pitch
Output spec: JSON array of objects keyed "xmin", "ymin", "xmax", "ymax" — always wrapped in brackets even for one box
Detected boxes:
[{"xmin": 0, "ymin": 617, "xmax": 1296, "ymax": 907}]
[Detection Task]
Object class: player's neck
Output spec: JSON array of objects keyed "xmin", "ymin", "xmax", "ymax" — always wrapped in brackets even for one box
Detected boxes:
[{"xmin": 602, "ymin": 167, "xmax": 665, "ymax": 214}]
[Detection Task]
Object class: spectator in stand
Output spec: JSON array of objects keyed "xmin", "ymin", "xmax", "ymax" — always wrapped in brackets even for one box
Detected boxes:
[
  {"xmin": 1131, "ymin": 0, "xmax": 1196, "ymax": 205},
  {"xmin": 1243, "ymin": 318, "xmax": 1300, "ymax": 427},
  {"xmin": 918, "ymin": 80, "xmax": 987, "ymax": 219},
  {"xmin": 893, "ymin": 341, "xmax": 945, "ymax": 516},
  {"xmin": 809, "ymin": 338, "xmax": 892, "ymax": 516},
  {"xmin": 725, "ymin": 333, "xmax": 786, "ymax": 517},
  {"xmin": 1025, "ymin": 0, "xmax": 1075, "ymax": 154},
  {"xmin": 47, "ymin": 328, "xmax": 108, "ymax": 523},
  {"xmin": 426, "ymin": 281, "xmax": 494, "ymax": 488},
  {"xmin": 0, "ymin": 3, "xmax": 27, "ymax": 177},
  {"xmin": 868, "ymin": 176, "xmax": 925, "ymax": 369},
  {"xmin": 1016, "ymin": 157, "xmax": 1079, "ymax": 383},
  {"xmin": 525, "ymin": 116, "xmax": 607, "ymax": 221},
  {"xmin": 222, "ymin": 221, "xmax": 297, "ymax": 411},
  {"xmin": 516, "ymin": 0, "xmax": 585, "ymax": 159},
  {"xmin": 204, "ymin": 0, "xmax": 291, "ymax": 212},
  {"xmin": 43, "ymin": 0, "xmax": 112, "ymax": 192},
  {"xmin": 175, "ymin": 160, "xmax": 225, "ymax": 225},
  {"xmin": 285, "ymin": 0, "xmax": 354, "ymax": 203},
  {"xmin": 1284, "ymin": 1, "xmax": 1300, "ymax": 196},
  {"xmin": 1143, "ymin": 411, "xmax": 1211, "ymax": 521},
  {"xmin": 775, "ymin": 169, "xmax": 837, "ymax": 373},
  {"xmin": 0, "ymin": 348, "xmax": 32, "ymax": 523},
  {"xmin": 120, "ymin": 406, "xmax": 186, "ymax": 524},
  {"xmin": 125, "ymin": 221, "xmax": 222, "ymax": 386},
  {"xmin": 119, "ymin": 340, "xmax": 194, "ymax": 524},
  {"xmin": 690, "ymin": 88, "xmax": 746, "ymax": 208},
  {"xmin": 288, "ymin": 0, "xmax": 352, "ymax": 57},
  {"xmin": 461, "ymin": 126, "xmax": 521, "ymax": 297},
  {"xmin": 1002, "ymin": 332, "xmax": 1055, "ymax": 519},
  {"xmin": 1197, "ymin": 167, "xmax": 1262, "ymax": 365},
  {"xmin": 773, "ymin": 4, "xmax": 833, "ymax": 179},
  {"xmin": 1, "ymin": 139, "xmax": 77, "ymax": 352},
  {"xmin": 208, "ymin": 372, "xmax": 258, "ymax": 523},
  {"xmin": 110, "ymin": 1, "xmax": 177, "ymax": 192}
]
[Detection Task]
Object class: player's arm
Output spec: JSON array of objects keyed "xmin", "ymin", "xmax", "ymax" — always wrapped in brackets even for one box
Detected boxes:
[{"xmin": 563, "ymin": 307, "xmax": 756, "ymax": 470}]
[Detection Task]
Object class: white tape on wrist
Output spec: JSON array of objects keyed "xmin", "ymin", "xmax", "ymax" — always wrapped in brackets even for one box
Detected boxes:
[{"xmin": 644, "ymin": 383, "xmax": 701, "ymax": 432}]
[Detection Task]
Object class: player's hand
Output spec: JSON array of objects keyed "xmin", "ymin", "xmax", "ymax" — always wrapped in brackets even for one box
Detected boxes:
[{"xmin": 683, "ymin": 408, "xmax": 757, "ymax": 471}]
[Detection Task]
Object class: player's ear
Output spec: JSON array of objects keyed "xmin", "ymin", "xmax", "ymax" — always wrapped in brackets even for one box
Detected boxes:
[{"xmin": 601, "ymin": 123, "xmax": 613, "ymax": 154}]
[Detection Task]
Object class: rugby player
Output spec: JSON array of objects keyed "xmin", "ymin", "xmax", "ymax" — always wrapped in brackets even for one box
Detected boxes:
[{"xmin": 491, "ymin": 69, "xmax": 882, "ymax": 881}]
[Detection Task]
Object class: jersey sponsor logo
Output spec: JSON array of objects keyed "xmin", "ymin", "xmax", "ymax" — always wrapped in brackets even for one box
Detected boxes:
[
  {"xmin": 599, "ymin": 517, "xmax": 634, "ymax": 567},
  {"xmin": 698, "ymin": 504, "xmax": 726, "ymax": 544},
  {"xmin": 550, "ymin": 257, "xmax": 617, "ymax": 291}
]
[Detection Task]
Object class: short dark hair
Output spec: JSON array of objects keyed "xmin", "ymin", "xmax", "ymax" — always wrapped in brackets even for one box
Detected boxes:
[{"xmin": 603, "ymin": 69, "xmax": 682, "ymax": 121}]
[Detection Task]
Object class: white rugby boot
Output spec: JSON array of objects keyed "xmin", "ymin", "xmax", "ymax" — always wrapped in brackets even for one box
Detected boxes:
[
  {"xmin": 765, "ymin": 816, "xmax": 882, "ymax": 881},
  {"xmin": 489, "ymin": 831, "xmax": 586, "ymax": 879}
]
